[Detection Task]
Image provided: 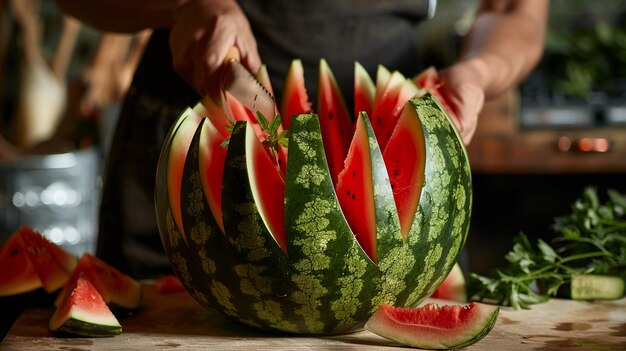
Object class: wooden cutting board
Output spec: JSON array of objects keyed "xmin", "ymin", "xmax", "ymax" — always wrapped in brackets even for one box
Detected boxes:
[{"xmin": 1, "ymin": 282, "xmax": 625, "ymax": 350}]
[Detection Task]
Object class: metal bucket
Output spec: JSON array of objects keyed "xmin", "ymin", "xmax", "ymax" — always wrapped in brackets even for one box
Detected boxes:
[{"xmin": 0, "ymin": 148, "xmax": 102, "ymax": 256}]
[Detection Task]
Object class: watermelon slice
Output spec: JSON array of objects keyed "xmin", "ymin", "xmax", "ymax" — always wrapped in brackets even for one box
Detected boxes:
[
  {"xmin": 198, "ymin": 118, "xmax": 228, "ymax": 234},
  {"xmin": 55, "ymin": 253, "xmax": 142, "ymax": 311},
  {"xmin": 167, "ymin": 107, "xmax": 204, "ymax": 242},
  {"xmin": 336, "ymin": 113, "xmax": 377, "ymax": 262},
  {"xmin": 0, "ymin": 226, "xmax": 77, "ymax": 296},
  {"xmin": 382, "ymin": 101, "xmax": 426, "ymax": 241},
  {"xmin": 49, "ymin": 274, "xmax": 122, "ymax": 337},
  {"xmin": 414, "ymin": 66, "xmax": 458, "ymax": 122},
  {"xmin": 246, "ymin": 120, "xmax": 287, "ymax": 254},
  {"xmin": 365, "ymin": 302, "xmax": 499, "ymax": 349},
  {"xmin": 0, "ymin": 232, "xmax": 41, "ymax": 297},
  {"xmin": 317, "ymin": 59, "xmax": 353, "ymax": 184},
  {"xmin": 281, "ymin": 59, "xmax": 312, "ymax": 131},
  {"xmin": 353, "ymin": 62, "xmax": 375, "ymax": 119}
]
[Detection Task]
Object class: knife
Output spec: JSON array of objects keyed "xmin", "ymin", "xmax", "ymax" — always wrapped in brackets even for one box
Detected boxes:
[{"xmin": 220, "ymin": 47, "xmax": 276, "ymax": 120}]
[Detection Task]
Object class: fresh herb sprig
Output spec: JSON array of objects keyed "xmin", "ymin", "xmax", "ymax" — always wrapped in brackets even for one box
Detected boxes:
[
  {"xmin": 470, "ymin": 187, "xmax": 626, "ymax": 309},
  {"xmin": 220, "ymin": 112, "xmax": 289, "ymax": 179}
]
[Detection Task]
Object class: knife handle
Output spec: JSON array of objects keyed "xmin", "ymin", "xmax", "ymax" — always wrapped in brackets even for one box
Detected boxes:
[{"xmin": 224, "ymin": 46, "xmax": 241, "ymax": 63}]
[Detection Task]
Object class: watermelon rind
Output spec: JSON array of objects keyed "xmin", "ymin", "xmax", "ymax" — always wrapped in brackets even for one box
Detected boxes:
[
  {"xmin": 364, "ymin": 302, "xmax": 499, "ymax": 350},
  {"xmin": 49, "ymin": 275, "xmax": 122, "ymax": 337}
]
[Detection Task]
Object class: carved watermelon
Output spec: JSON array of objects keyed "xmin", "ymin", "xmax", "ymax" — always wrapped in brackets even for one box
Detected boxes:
[{"xmin": 154, "ymin": 60, "xmax": 472, "ymax": 334}]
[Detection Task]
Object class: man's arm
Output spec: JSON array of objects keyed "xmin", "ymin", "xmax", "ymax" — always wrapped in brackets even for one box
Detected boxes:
[
  {"xmin": 439, "ymin": 0, "xmax": 549, "ymax": 144},
  {"xmin": 460, "ymin": 0, "xmax": 549, "ymax": 98}
]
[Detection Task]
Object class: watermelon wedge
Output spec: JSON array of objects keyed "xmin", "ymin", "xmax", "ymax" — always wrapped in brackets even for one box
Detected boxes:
[
  {"xmin": 336, "ymin": 113, "xmax": 377, "ymax": 262},
  {"xmin": 383, "ymin": 101, "xmax": 426, "ymax": 241},
  {"xmin": 49, "ymin": 274, "xmax": 122, "ymax": 337},
  {"xmin": 281, "ymin": 59, "xmax": 312, "ymax": 131},
  {"xmin": 365, "ymin": 302, "xmax": 499, "ymax": 349},
  {"xmin": 317, "ymin": 59, "xmax": 353, "ymax": 184},
  {"xmin": 0, "ymin": 232, "xmax": 41, "ymax": 296},
  {"xmin": 354, "ymin": 62, "xmax": 375, "ymax": 119},
  {"xmin": 55, "ymin": 253, "xmax": 142, "ymax": 311}
]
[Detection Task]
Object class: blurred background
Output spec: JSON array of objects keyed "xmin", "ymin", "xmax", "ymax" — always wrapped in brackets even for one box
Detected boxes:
[{"xmin": 0, "ymin": 0, "xmax": 624, "ymax": 273}]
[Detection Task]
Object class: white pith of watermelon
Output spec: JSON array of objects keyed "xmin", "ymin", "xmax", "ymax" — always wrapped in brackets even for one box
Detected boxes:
[
  {"xmin": 354, "ymin": 62, "xmax": 375, "ymax": 119},
  {"xmin": 167, "ymin": 107, "xmax": 204, "ymax": 241},
  {"xmin": 0, "ymin": 232, "xmax": 42, "ymax": 296},
  {"xmin": 281, "ymin": 59, "xmax": 312, "ymax": 131},
  {"xmin": 336, "ymin": 113, "xmax": 378, "ymax": 262},
  {"xmin": 256, "ymin": 64, "xmax": 276, "ymax": 97},
  {"xmin": 49, "ymin": 274, "xmax": 122, "ymax": 337},
  {"xmin": 55, "ymin": 253, "xmax": 142, "ymax": 310},
  {"xmin": 365, "ymin": 302, "xmax": 499, "ymax": 349},
  {"xmin": 317, "ymin": 59, "xmax": 353, "ymax": 184}
]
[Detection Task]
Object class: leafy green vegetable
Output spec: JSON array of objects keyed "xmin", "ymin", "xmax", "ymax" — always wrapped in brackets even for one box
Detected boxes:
[{"xmin": 470, "ymin": 187, "xmax": 626, "ymax": 309}]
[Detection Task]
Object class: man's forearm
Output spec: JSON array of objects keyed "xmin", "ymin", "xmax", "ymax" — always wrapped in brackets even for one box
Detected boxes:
[
  {"xmin": 460, "ymin": 0, "xmax": 549, "ymax": 98},
  {"xmin": 54, "ymin": 0, "xmax": 187, "ymax": 33}
]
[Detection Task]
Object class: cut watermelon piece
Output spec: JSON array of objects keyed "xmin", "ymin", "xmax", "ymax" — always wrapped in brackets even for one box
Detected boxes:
[
  {"xmin": 317, "ymin": 59, "xmax": 353, "ymax": 184},
  {"xmin": 198, "ymin": 118, "xmax": 228, "ymax": 234},
  {"xmin": 17, "ymin": 226, "xmax": 77, "ymax": 293},
  {"xmin": 246, "ymin": 121, "xmax": 287, "ymax": 254},
  {"xmin": 431, "ymin": 263, "xmax": 468, "ymax": 302},
  {"xmin": 382, "ymin": 101, "xmax": 426, "ymax": 241},
  {"xmin": 55, "ymin": 253, "xmax": 142, "ymax": 311},
  {"xmin": 371, "ymin": 71, "xmax": 409, "ymax": 150},
  {"xmin": 365, "ymin": 302, "xmax": 499, "ymax": 349},
  {"xmin": 354, "ymin": 62, "xmax": 375, "ymax": 119},
  {"xmin": 0, "ymin": 232, "xmax": 41, "ymax": 297},
  {"xmin": 49, "ymin": 274, "xmax": 122, "ymax": 337},
  {"xmin": 155, "ymin": 275, "xmax": 186, "ymax": 294},
  {"xmin": 167, "ymin": 107, "xmax": 204, "ymax": 242},
  {"xmin": 336, "ymin": 113, "xmax": 377, "ymax": 262},
  {"xmin": 281, "ymin": 59, "xmax": 312, "ymax": 131},
  {"xmin": 414, "ymin": 66, "xmax": 458, "ymax": 122}
]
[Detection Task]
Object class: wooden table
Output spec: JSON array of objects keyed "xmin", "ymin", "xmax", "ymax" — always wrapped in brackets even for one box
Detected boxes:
[{"xmin": 2, "ymin": 282, "xmax": 625, "ymax": 350}]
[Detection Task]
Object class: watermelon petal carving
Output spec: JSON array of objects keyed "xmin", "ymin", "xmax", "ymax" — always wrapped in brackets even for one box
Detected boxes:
[{"xmin": 155, "ymin": 60, "xmax": 472, "ymax": 334}]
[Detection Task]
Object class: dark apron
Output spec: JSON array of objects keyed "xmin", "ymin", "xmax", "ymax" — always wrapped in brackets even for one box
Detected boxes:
[{"xmin": 97, "ymin": 0, "xmax": 433, "ymax": 278}]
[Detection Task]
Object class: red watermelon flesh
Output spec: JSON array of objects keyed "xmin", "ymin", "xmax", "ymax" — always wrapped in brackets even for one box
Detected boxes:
[
  {"xmin": 383, "ymin": 102, "xmax": 426, "ymax": 241},
  {"xmin": 200, "ymin": 96, "xmax": 231, "ymax": 138},
  {"xmin": 0, "ymin": 232, "xmax": 42, "ymax": 296},
  {"xmin": 168, "ymin": 108, "xmax": 204, "ymax": 242},
  {"xmin": 365, "ymin": 302, "xmax": 499, "ymax": 349},
  {"xmin": 281, "ymin": 59, "xmax": 312, "ymax": 131},
  {"xmin": 354, "ymin": 62, "xmax": 375, "ymax": 119},
  {"xmin": 336, "ymin": 114, "xmax": 377, "ymax": 262},
  {"xmin": 317, "ymin": 59, "xmax": 353, "ymax": 184},
  {"xmin": 246, "ymin": 122, "xmax": 287, "ymax": 254},
  {"xmin": 18, "ymin": 226, "xmax": 77, "ymax": 293},
  {"xmin": 371, "ymin": 71, "xmax": 410, "ymax": 150},
  {"xmin": 414, "ymin": 66, "xmax": 458, "ymax": 122},
  {"xmin": 431, "ymin": 263, "xmax": 468, "ymax": 302}
]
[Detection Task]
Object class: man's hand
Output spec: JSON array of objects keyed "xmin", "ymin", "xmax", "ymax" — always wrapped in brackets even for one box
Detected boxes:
[
  {"xmin": 169, "ymin": 0, "xmax": 260, "ymax": 100},
  {"xmin": 439, "ymin": 61, "xmax": 486, "ymax": 145}
]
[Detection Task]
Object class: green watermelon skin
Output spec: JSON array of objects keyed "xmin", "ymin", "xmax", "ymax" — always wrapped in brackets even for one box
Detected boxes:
[{"xmin": 156, "ymin": 92, "xmax": 471, "ymax": 334}]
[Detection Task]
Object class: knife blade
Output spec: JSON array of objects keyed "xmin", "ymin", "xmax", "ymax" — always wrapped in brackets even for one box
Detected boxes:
[{"xmin": 220, "ymin": 48, "xmax": 276, "ymax": 120}]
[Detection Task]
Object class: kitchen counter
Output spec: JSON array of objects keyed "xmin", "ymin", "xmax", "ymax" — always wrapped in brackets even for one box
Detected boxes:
[{"xmin": 1, "ymin": 282, "xmax": 625, "ymax": 350}]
